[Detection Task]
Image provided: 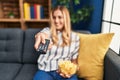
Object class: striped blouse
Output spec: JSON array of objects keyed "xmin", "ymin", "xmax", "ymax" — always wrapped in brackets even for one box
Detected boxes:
[{"xmin": 37, "ymin": 27, "xmax": 80, "ymax": 71}]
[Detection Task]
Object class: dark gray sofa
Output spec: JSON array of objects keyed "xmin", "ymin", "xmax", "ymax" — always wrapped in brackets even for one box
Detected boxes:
[{"xmin": 0, "ymin": 28, "xmax": 120, "ymax": 80}]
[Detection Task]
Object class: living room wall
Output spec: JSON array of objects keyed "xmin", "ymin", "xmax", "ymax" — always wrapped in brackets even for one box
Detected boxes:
[
  {"xmin": 102, "ymin": 0, "xmax": 120, "ymax": 54},
  {"xmin": 52, "ymin": 0, "xmax": 104, "ymax": 33}
]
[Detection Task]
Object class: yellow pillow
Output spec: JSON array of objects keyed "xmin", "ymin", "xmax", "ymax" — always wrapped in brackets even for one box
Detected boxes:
[{"xmin": 77, "ymin": 33, "xmax": 114, "ymax": 80}]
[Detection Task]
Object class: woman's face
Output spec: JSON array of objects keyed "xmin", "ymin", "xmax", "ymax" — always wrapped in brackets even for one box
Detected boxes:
[{"xmin": 53, "ymin": 9, "xmax": 64, "ymax": 31}]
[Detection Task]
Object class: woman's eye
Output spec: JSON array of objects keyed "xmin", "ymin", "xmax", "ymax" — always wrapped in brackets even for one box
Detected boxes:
[
  {"xmin": 58, "ymin": 16, "xmax": 62, "ymax": 19},
  {"xmin": 53, "ymin": 16, "xmax": 56, "ymax": 19}
]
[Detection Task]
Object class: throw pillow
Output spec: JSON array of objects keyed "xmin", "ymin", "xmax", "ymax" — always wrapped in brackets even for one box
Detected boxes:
[{"xmin": 77, "ymin": 33, "xmax": 114, "ymax": 80}]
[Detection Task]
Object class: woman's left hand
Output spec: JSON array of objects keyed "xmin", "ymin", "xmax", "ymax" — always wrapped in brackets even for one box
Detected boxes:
[{"xmin": 56, "ymin": 69, "xmax": 72, "ymax": 78}]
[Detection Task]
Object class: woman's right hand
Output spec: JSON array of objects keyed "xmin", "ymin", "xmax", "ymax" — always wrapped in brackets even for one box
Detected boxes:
[
  {"xmin": 34, "ymin": 32, "xmax": 48, "ymax": 50},
  {"xmin": 34, "ymin": 32, "xmax": 53, "ymax": 50}
]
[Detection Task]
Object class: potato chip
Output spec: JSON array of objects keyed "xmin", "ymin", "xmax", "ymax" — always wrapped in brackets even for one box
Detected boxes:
[{"xmin": 58, "ymin": 60, "xmax": 77, "ymax": 75}]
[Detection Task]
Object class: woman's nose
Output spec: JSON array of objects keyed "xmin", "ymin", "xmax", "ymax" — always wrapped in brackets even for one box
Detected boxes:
[{"xmin": 55, "ymin": 18, "xmax": 59, "ymax": 23}]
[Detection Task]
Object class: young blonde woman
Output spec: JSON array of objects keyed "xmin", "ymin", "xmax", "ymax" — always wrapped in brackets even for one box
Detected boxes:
[{"xmin": 34, "ymin": 6, "xmax": 80, "ymax": 80}]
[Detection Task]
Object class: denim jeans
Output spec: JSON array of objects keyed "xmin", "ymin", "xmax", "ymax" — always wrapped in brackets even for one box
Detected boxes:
[{"xmin": 33, "ymin": 70, "xmax": 79, "ymax": 80}]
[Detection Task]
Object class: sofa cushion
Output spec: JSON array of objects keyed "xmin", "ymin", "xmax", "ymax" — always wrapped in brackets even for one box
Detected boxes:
[
  {"xmin": 0, "ymin": 28, "xmax": 23, "ymax": 63},
  {"xmin": 23, "ymin": 29, "xmax": 41, "ymax": 63},
  {"xmin": 77, "ymin": 33, "xmax": 114, "ymax": 80},
  {"xmin": 0, "ymin": 63, "xmax": 22, "ymax": 80},
  {"xmin": 14, "ymin": 64, "xmax": 37, "ymax": 80}
]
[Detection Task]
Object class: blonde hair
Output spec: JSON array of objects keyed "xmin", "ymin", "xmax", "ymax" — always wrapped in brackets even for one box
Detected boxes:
[{"xmin": 50, "ymin": 6, "xmax": 71, "ymax": 46}]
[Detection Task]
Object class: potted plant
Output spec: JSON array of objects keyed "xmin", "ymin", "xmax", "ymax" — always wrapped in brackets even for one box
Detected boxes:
[
  {"xmin": 52, "ymin": 0, "xmax": 93, "ymax": 24},
  {"xmin": 8, "ymin": 11, "xmax": 15, "ymax": 18}
]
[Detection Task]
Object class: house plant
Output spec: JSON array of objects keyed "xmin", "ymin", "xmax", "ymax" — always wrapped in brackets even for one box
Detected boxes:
[
  {"xmin": 8, "ymin": 11, "xmax": 15, "ymax": 18},
  {"xmin": 52, "ymin": 0, "xmax": 93, "ymax": 24}
]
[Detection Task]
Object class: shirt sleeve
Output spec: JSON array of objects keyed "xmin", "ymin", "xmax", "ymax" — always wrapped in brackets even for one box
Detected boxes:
[
  {"xmin": 71, "ymin": 33, "xmax": 80, "ymax": 60},
  {"xmin": 40, "ymin": 27, "xmax": 50, "ymax": 34}
]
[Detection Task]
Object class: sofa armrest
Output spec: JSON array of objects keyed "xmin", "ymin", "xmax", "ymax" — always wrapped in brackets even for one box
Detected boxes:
[{"xmin": 104, "ymin": 48, "xmax": 120, "ymax": 80}]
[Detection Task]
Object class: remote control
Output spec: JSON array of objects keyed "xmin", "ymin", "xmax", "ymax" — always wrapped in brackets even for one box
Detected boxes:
[{"xmin": 37, "ymin": 39, "xmax": 50, "ymax": 54}]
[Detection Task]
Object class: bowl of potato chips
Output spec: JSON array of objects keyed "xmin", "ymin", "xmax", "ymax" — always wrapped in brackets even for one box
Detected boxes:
[{"xmin": 58, "ymin": 60, "xmax": 77, "ymax": 75}]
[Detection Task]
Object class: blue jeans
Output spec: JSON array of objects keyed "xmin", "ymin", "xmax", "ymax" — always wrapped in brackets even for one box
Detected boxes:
[{"xmin": 33, "ymin": 70, "xmax": 78, "ymax": 80}]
